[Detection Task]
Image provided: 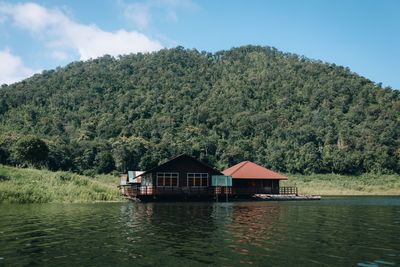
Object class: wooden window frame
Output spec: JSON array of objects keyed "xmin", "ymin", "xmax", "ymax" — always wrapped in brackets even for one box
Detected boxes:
[
  {"xmin": 187, "ymin": 173, "xmax": 209, "ymax": 187},
  {"xmin": 156, "ymin": 172, "xmax": 179, "ymax": 187}
]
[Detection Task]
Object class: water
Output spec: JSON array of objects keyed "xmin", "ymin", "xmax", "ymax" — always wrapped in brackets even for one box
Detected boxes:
[{"xmin": 0, "ymin": 197, "xmax": 399, "ymax": 267}]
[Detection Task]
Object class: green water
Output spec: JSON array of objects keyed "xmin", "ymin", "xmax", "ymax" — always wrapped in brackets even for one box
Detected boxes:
[{"xmin": 0, "ymin": 197, "xmax": 399, "ymax": 266}]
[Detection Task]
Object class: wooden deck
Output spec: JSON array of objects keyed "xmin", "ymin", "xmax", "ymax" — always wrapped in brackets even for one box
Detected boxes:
[
  {"xmin": 253, "ymin": 194, "xmax": 321, "ymax": 201},
  {"xmin": 120, "ymin": 183, "xmax": 303, "ymax": 202},
  {"xmin": 124, "ymin": 185, "xmax": 300, "ymax": 200}
]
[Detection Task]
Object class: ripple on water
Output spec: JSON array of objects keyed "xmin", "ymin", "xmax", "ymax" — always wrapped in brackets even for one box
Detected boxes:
[{"xmin": 0, "ymin": 198, "xmax": 399, "ymax": 266}]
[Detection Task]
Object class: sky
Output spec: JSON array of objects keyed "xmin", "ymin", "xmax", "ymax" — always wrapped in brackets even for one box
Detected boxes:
[{"xmin": 0, "ymin": 0, "xmax": 399, "ymax": 88}]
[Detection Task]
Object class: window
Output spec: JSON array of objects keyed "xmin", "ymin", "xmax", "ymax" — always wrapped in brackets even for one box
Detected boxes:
[
  {"xmin": 156, "ymin": 172, "xmax": 179, "ymax": 187},
  {"xmin": 187, "ymin": 173, "xmax": 208, "ymax": 187},
  {"xmin": 142, "ymin": 173, "xmax": 153, "ymax": 186}
]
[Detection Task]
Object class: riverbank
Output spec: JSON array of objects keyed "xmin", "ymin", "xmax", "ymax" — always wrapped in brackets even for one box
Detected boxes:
[
  {"xmin": 282, "ymin": 173, "xmax": 400, "ymax": 195},
  {"xmin": 1, "ymin": 165, "xmax": 399, "ymax": 203},
  {"xmin": 0, "ymin": 165, "xmax": 123, "ymax": 203}
]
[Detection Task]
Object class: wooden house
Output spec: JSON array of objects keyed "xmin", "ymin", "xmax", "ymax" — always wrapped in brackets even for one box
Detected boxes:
[
  {"xmin": 223, "ymin": 161, "xmax": 295, "ymax": 197},
  {"xmin": 136, "ymin": 154, "xmax": 228, "ymax": 201}
]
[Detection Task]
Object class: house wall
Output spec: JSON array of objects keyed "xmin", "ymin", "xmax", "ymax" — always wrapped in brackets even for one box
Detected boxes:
[
  {"xmin": 232, "ymin": 179, "xmax": 280, "ymax": 195},
  {"xmin": 150, "ymin": 156, "xmax": 221, "ymax": 187},
  {"xmin": 232, "ymin": 179, "xmax": 280, "ymax": 188}
]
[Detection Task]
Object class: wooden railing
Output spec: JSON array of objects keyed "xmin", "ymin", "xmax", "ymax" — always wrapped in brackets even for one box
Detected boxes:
[
  {"xmin": 140, "ymin": 186, "xmax": 155, "ymax": 195},
  {"xmin": 232, "ymin": 187, "xmax": 298, "ymax": 195},
  {"xmin": 138, "ymin": 186, "xmax": 216, "ymax": 196},
  {"xmin": 279, "ymin": 186, "xmax": 298, "ymax": 195},
  {"xmin": 136, "ymin": 186, "xmax": 298, "ymax": 196},
  {"xmin": 119, "ymin": 185, "xmax": 140, "ymax": 197},
  {"xmin": 213, "ymin": 187, "xmax": 232, "ymax": 194}
]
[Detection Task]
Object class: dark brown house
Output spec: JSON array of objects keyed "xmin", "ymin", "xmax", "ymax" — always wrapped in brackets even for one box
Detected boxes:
[
  {"xmin": 136, "ymin": 154, "xmax": 226, "ymax": 201},
  {"xmin": 223, "ymin": 161, "xmax": 293, "ymax": 196}
]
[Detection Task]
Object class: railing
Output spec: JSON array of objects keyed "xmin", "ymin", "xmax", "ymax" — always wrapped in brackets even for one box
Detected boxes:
[
  {"xmin": 138, "ymin": 186, "xmax": 216, "ymax": 196},
  {"xmin": 140, "ymin": 186, "xmax": 155, "ymax": 195},
  {"xmin": 136, "ymin": 186, "xmax": 298, "ymax": 196},
  {"xmin": 119, "ymin": 185, "xmax": 140, "ymax": 197},
  {"xmin": 232, "ymin": 187, "xmax": 298, "ymax": 195},
  {"xmin": 213, "ymin": 187, "xmax": 232, "ymax": 194},
  {"xmin": 279, "ymin": 186, "xmax": 298, "ymax": 195}
]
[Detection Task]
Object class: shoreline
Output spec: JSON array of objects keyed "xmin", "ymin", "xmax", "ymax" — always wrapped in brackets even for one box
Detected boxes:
[
  {"xmin": 282, "ymin": 173, "xmax": 400, "ymax": 196},
  {"xmin": 1, "ymin": 165, "xmax": 399, "ymax": 203}
]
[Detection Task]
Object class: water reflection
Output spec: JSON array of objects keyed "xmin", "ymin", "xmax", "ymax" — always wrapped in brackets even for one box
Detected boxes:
[
  {"xmin": 0, "ymin": 198, "xmax": 399, "ymax": 266},
  {"xmin": 227, "ymin": 203, "xmax": 285, "ymax": 253}
]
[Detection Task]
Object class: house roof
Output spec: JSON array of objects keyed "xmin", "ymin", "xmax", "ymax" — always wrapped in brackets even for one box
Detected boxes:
[
  {"xmin": 223, "ymin": 161, "xmax": 287, "ymax": 180},
  {"xmin": 128, "ymin": 171, "xmax": 144, "ymax": 184},
  {"xmin": 136, "ymin": 154, "xmax": 223, "ymax": 178}
]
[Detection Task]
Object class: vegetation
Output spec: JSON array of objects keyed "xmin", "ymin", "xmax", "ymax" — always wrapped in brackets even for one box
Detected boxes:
[
  {"xmin": 13, "ymin": 136, "xmax": 49, "ymax": 167},
  {"xmin": 282, "ymin": 173, "xmax": 400, "ymax": 195},
  {"xmin": 0, "ymin": 165, "xmax": 123, "ymax": 203},
  {"xmin": 0, "ymin": 46, "xmax": 399, "ymax": 175}
]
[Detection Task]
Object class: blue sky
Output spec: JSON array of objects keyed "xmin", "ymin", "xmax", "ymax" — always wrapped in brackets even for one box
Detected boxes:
[{"xmin": 0, "ymin": 0, "xmax": 399, "ymax": 88}]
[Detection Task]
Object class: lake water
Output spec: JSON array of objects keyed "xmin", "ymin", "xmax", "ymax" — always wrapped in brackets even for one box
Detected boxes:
[{"xmin": 0, "ymin": 197, "xmax": 399, "ymax": 267}]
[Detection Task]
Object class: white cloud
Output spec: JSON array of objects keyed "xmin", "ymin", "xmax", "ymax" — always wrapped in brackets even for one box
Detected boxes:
[
  {"xmin": 51, "ymin": 50, "xmax": 68, "ymax": 60},
  {"xmin": 120, "ymin": 0, "xmax": 196, "ymax": 29},
  {"xmin": 0, "ymin": 2, "xmax": 59, "ymax": 31},
  {"xmin": 0, "ymin": 2, "xmax": 163, "ymax": 61},
  {"xmin": 123, "ymin": 2, "xmax": 150, "ymax": 29},
  {"xmin": 0, "ymin": 49, "xmax": 37, "ymax": 84},
  {"xmin": 61, "ymin": 23, "xmax": 162, "ymax": 60}
]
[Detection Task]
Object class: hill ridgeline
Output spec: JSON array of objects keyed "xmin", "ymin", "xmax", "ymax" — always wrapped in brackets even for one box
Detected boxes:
[{"xmin": 0, "ymin": 46, "xmax": 399, "ymax": 175}]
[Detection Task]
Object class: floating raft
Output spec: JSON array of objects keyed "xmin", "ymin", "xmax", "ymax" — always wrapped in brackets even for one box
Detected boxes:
[{"xmin": 253, "ymin": 194, "xmax": 321, "ymax": 201}]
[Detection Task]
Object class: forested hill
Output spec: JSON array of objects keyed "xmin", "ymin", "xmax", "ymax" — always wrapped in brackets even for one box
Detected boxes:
[{"xmin": 0, "ymin": 46, "xmax": 399, "ymax": 175}]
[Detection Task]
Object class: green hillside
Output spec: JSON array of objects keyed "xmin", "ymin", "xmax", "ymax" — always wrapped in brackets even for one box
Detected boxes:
[{"xmin": 0, "ymin": 46, "xmax": 399, "ymax": 175}]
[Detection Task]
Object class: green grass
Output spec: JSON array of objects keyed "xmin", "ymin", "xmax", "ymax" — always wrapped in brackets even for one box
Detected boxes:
[
  {"xmin": 0, "ymin": 165, "xmax": 124, "ymax": 203},
  {"xmin": 281, "ymin": 173, "xmax": 400, "ymax": 196}
]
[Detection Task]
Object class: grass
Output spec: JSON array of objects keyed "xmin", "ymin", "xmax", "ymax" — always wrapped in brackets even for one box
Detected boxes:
[
  {"xmin": 0, "ymin": 165, "xmax": 124, "ymax": 203},
  {"xmin": 281, "ymin": 173, "xmax": 400, "ymax": 196}
]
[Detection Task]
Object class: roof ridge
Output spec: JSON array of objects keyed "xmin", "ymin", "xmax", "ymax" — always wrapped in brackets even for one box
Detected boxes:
[
  {"xmin": 230, "ymin": 161, "xmax": 249, "ymax": 176},
  {"xmin": 138, "ymin": 154, "xmax": 223, "ymax": 178}
]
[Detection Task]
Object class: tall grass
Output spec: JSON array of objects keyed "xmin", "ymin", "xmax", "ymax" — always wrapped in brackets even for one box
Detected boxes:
[
  {"xmin": 0, "ymin": 165, "xmax": 124, "ymax": 203},
  {"xmin": 281, "ymin": 173, "xmax": 400, "ymax": 195}
]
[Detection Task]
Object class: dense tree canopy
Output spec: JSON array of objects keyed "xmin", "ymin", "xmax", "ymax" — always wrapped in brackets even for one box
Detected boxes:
[
  {"xmin": 13, "ymin": 136, "xmax": 49, "ymax": 167},
  {"xmin": 0, "ymin": 46, "xmax": 399, "ymax": 174}
]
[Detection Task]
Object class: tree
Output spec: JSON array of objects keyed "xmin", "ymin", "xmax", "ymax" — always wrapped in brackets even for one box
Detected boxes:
[
  {"xmin": 47, "ymin": 142, "xmax": 73, "ymax": 171},
  {"xmin": 0, "ymin": 146, "xmax": 10, "ymax": 164},
  {"xmin": 13, "ymin": 136, "xmax": 49, "ymax": 167},
  {"xmin": 94, "ymin": 150, "xmax": 115, "ymax": 174}
]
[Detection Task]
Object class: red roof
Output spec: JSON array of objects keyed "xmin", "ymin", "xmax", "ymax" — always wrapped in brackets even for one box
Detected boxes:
[{"xmin": 223, "ymin": 161, "xmax": 287, "ymax": 180}]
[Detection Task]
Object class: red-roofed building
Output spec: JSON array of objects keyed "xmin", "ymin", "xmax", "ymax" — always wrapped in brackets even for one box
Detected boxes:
[{"xmin": 223, "ymin": 161, "xmax": 288, "ymax": 196}]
